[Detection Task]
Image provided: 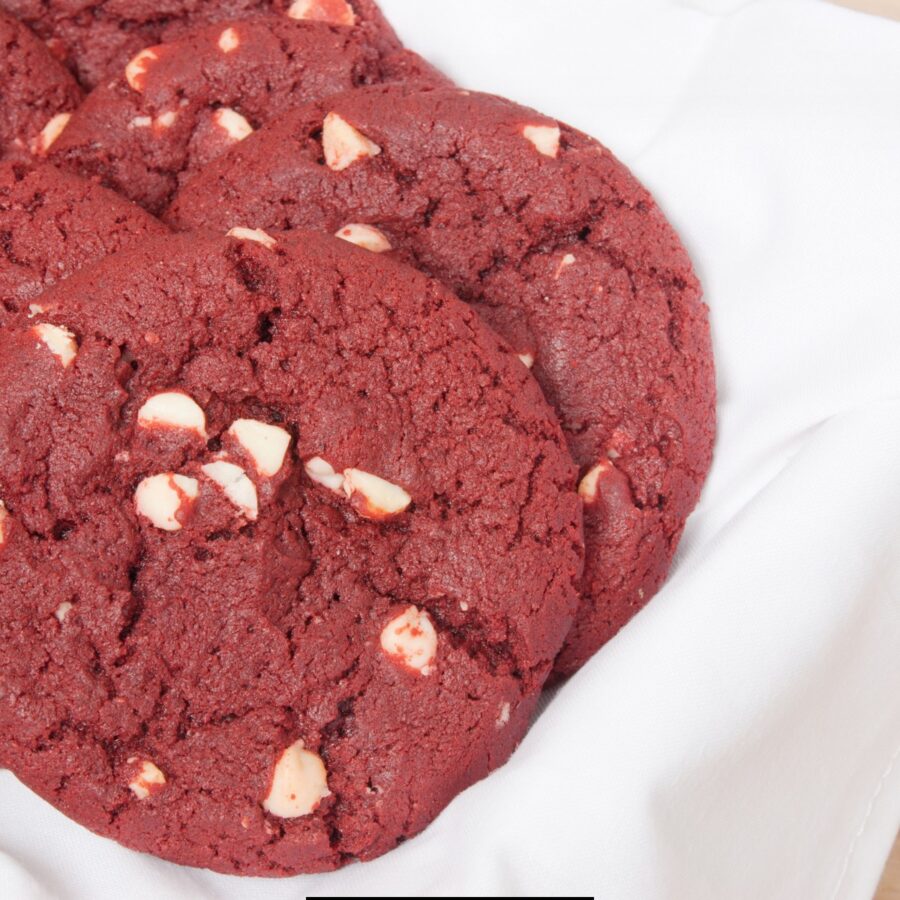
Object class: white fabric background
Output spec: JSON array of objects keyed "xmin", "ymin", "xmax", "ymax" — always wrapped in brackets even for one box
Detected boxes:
[{"xmin": 2, "ymin": 0, "xmax": 898, "ymax": 896}]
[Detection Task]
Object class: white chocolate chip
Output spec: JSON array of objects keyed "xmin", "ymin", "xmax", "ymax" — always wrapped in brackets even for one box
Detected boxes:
[
  {"xmin": 343, "ymin": 468, "xmax": 411, "ymax": 520},
  {"xmin": 226, "ymin": 227, "xmax": 277, "ymax": 250},
  {"xmin": 518, "ymin": 352, "xmax": 535, "ymax": 369},
  {"xmin": 460, "ymin": 601, "xmax": 469, "ymax": 612},
  {"xmin": 322, "ymin": 113, "xmax": 381, "ymax": 172},
  {"xmin": 137, "ymin": 391, "xmax": 207, "ymax": 437},
  {"xmin": 228, "ymin": 419, "xmax": 291, "ymax": 477},
  {"xmin": 155, "ymin": 110, "xmax": 178, "ymax": 129},
  {"xmin": 125, "ymin": 47, "xmax": 159, "ymax": 92},
  {"xmin": 287, "ymin": 0, "xmax": 356, "ymax": 27},
  {"xmin": 578, "ymin": 460, "xmax": 614, "ymax": 504},
  {"xmin": 27, "ymin": 303, "xmax": 45, "ymax": 318},
  {"xmin": 218, "ymin": 26, "xmax": 240, "ymax": 53},
  {"xmin": 54, "ymin": 601, "xmax": 73, "ymax": 623},
  {"xmin": 201, "ymin": 461, "xmax": 258, "ymax": 520},
  {"xmin": 263, "ymin": 741, "xmax": 330, "ymax": 818},
  {"xmin": 496, "ymin": 702, "xmax": 511, "ymax": 729},
  {"xmin": 522, "ymin": 123, "xmax": 561, "ymax": 158},
  {"xmin": 128, "ymin": 758, "xmax": 166, "ymax": 799},
  {"xmin": 33, "ymin": 324, "xmax": 77, "ymax": 368},
  {"xmin": 334, "ymin": 223, "xmax": 391, "ymax": 253},
  {"xmin": 0, "ymin": 501, "xmax": 8, "ymax": 547},
  {"xmin": 555, "ymin": 253, "xmax": 576, "ymax": 278},
  {"xmin": 304, "ymin": 457, "xmax": 344, "ymax": 493},
  {"xmin": 130, "ymin": 115, "xmax": 152, "ymax": 129},
  {"xmin": 214, "ymin": 107, "xmax": 253, "ymax": 143},
  {"xmin": 34, "ymin": 112, "xmax": 71, "ymax": 154},
  {"xmin": 134, "ymin": 473, "xmax": 199, "ymax": 531},
  {"xmin": 380, "ymin": 606, "xmax": 437, "ymax": 675}
]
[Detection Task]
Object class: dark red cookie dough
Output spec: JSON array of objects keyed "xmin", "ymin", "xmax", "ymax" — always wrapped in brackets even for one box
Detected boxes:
[
  {"xmin": 0, "ymin": 160, "xmax": 168, "ymax": 323},
  {"xmin": 48, "ymin": 16, "xmax": 446, "ymax": 214},
  {"xmin": 0, "ymin": 229, "xmax": 582, "ymax": 874},
  {"xmin": 0, "ymin": 11, "xmax": 82, "ymax": 159},
  {"xmin": 168, "ymin": 84, "xmax": 717, "ymax": 676},
  {"xmin": 0, "ymin": 0, "xmax": 408, "ymax": 90}
]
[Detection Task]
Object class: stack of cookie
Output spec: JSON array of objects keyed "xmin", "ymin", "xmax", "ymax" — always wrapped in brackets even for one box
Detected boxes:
[{"xmin": 0, "ymin": 0, "xmax": 716, "ymax": 877}]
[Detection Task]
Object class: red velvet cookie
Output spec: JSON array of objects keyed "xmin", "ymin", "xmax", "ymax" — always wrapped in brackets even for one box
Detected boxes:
[
  {"xmin": 47, "ymin": 16, "xmax": 446, "ymax": 214},
  {"xmin": 0, "ymin": 160, "xmax": 167, "ymax": 324},
  {"xmin": 168, "ymin": 84, "xmax": 717, "ymax": 676},
  {"xmin": 0, "ymin": 11, "xmax": 82, "ymax": 160},
  {"xmin": 0, "ymin": 229, "xmax": 582, "ymax": 874},
  {"xmin": 0, "ymin": 0, "xmax": 407, "ymax": 90}
]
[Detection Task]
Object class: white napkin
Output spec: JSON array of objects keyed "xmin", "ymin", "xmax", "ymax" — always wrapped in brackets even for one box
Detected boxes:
[{"xmin": 2, "ymin": 1, "xmax": 898, "ymax": 896}]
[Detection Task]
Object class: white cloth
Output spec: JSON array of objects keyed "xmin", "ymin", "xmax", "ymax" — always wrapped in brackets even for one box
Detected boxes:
[{"xmin": 2, "ymin": 1, "xmax": 899, "ymax": 896}]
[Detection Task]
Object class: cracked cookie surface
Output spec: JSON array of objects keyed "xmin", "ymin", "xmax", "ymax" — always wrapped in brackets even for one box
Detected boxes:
[
  {"xmin": 48, "ymin": 17, "xmax": 447, "ymax": 215},
  {"xmin": 167, "ymin": 84, "xmax": 717, "ymax": 676},
  {"xmin": 0, "ymin": 229, "xmax": 582, "ymax": 875},
  {"xmin": 0, "ymin": 0, "xmax": 410, "ymax": 89},
  {"xmin": 0, "ymin": 11, "xmax": 82, "ymax": 159},
  {"xmin": 0, "ymin": 160, "xmax": 168, "ymax": 325}
]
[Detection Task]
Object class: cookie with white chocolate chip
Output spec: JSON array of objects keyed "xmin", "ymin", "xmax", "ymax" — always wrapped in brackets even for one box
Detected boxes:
[
  {"xmin": 0, "ymin": 228, "xmax": 582, "ymax": 875},
  {"xmin": 0, "ymin": 11, "xmax": 82, "ymax": 160},
  {"xmin": 167, "ymin": 83, "xmax": 718, "ymax": 677},
  {"xmin": 47, "ymin": 16, "xmax": 447, "ymax": 214},
  {"xmin": 0, "ymin": 0, "xmax": 414, "ymax": 90}
]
